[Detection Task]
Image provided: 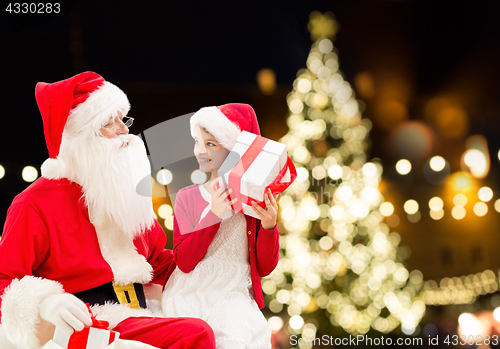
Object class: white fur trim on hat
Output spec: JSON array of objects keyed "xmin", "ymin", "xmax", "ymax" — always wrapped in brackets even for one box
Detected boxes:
[
  {"xmin": 41, "ymin": 158, "xmax": 66, "ymax": 180},
  {"xmin": 64, "ymin": 81, "xmax": 130, "ymax": 138},
  {"xmin": 1, "ymin": 276, "xmax": 65, "ymax": 349},
  {"xmin": 190, "ymin": 106, "xmax": 241, "ymax": 150}
]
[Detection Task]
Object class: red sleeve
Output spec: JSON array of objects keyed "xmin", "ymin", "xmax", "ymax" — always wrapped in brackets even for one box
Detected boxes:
[
  {"xmin": 255, "ymin": 221, "xmax": 280, "ymax": 277},
  {"xmin": 145, "ymin": 220, "xmax": 175, "ymax": 286},
  {"xmin": 0, "ymin": 201, "xmax": 50, "ymax": 317},
  {"xmin": 172, "ymin": 189, "xmax": 222, "ymax": 273}
]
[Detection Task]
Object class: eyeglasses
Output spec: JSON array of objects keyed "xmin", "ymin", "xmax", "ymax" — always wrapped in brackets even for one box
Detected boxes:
[{"xmin": 102, "ymin": 116, "xmax": 134, "ymax": 132}]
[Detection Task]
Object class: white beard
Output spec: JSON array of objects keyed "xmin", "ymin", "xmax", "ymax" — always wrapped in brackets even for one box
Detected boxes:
[{"xmin": 58, "ymin": 133, "xmax": 155, "ymax": 240}]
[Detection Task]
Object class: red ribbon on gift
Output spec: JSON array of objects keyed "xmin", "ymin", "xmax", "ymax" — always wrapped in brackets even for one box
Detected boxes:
[
  {"xmin": 67, "ymin": 304, "xmax": 116, "ymax": 349},
  {"xmin": 228, "ymin": 136, "xmax": 269, "ymax": 212},
  {"xmin": 227, "ymin": 135, "xmax": 297, "ymax": 212}
]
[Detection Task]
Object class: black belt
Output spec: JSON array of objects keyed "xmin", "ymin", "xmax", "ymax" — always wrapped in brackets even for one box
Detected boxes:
[{"xmin": 74, "ymin": 282, "xmax": 147, "ymax": 309}]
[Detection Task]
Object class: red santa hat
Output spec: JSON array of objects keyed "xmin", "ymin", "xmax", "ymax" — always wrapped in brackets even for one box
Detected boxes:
[
  {"xmin": 190, "ymin": 103, "xmax": 261, "ymax": 150},
  {"xmin": 35, "ymin": 71, "xmax": 130, "ymax": 178}
]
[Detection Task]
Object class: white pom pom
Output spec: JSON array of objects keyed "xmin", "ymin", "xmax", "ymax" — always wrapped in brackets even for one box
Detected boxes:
[{"xmin": 41, "ymin": 158, "xmax": 65, "ymax": 179}]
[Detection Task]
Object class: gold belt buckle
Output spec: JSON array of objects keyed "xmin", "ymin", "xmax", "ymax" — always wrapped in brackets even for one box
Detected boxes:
[{"xmin": 112, "ymin": 282, "xmax": 140, "ymax": 309}]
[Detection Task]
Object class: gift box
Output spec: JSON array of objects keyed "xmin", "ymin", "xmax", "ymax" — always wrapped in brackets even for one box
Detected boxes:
[
  {"xmin": 217, "ymin": 131, "xmax": 297, "ymax": 219},
  {"xmin": 53, "ymin": 304, "xmax": 119, "ymax": 349}
]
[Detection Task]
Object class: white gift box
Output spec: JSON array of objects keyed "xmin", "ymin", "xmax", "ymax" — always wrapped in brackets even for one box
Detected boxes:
[
  {"xmin": 42, "ymin": 338, "xmax": 159, "ymax": 349},
  {"xmin": 217, "ymin": 131, "xmax": 291, "ymax": 219},
  {"xmin": 53, "ymin": 326, "xmax": 119, "ymax": 349}
]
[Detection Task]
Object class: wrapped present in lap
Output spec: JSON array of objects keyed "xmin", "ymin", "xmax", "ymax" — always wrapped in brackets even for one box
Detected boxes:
[{"xmin": 53, "ymin": 304, "xmax": 119, "ymax": 349}]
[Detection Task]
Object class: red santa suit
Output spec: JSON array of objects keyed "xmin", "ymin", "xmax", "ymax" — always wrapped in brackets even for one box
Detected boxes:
[
  {"xmin": 0, "ymin": 177, "xmax": 173, "ymax": 297},
  {"xmin": 0, "ymin": 72, "xmax": 216, "ymax": 349}
]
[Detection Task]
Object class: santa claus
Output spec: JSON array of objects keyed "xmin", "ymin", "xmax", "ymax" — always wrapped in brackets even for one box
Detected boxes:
[{"xmin": 0, "ymin": 72, "xmax": 216, "ymax": 349}]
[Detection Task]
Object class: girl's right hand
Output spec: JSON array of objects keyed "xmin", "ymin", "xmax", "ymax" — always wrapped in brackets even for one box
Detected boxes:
[{"xmin": 207, "ymin": 179, "xmax": 238, "ymax": 218}]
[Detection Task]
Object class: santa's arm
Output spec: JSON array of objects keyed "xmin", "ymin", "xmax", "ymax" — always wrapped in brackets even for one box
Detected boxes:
[
  {"xmin": 172, "ymin": 189, "xmax": 222, "ymax": 273},
  {"xmin": 254, "ymin": 221, "xmax": 280, "ymax": 277},
  {"xmin": 0, "ymin": 202, "xmax": 64, "ymax": 349}
]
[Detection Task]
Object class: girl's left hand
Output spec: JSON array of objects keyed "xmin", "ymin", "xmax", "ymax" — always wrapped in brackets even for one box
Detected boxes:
[{"xmin": 252, "ymin": 189, "xmax": 279, "ymax": 230}]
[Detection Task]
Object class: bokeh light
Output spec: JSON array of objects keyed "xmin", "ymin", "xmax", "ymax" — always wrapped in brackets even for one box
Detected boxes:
[
  {"xmin": 429, "ymin": 156, "xmax": 446, "ymax": 171},
  {"xmin": 495, "ymin": 199, "xmax": 500, "ymax": 213},
  {"xmin": 494, "ymin": 308, "xmax": 500, "ymax": 322},
  {"xmin": 429, "ymin": 209, "xmax": 444, "ymax": 220},
  {"xmin": 453, "ymin": 194, "xmax": 468, "ymax": 206},
  {"xmin": 404, "ymin": 199, "xmax": 419, "ymax": 214},
  {"xmin": 362, "ymin": 162, "xmax": 377, "ymax": 177},
  {"xmin": 428, "ymin": 197, "xmax": 444, "ymax": 211},
  {"xmin": 298, "ymin": 79, "xmax": 312, "ymax": 94},
  {"xmin": 191, "ymin": 170, "xmax": 207, "ymax": 184},
  {"xmin": 289, "ymin": 315, "xmax": 305, "ymax": 330},
  {"xmin": 464, "ymin": 135, "xmax": 490, "ymax": 179},
  {"xmin": 478, "ymin": 187, "xmax": 493, "ymax": 202},
  {"xmin": 464, "ymin": 149, "xmax": 488, "ymax": 179},
  {"xmin": 0, "ymin": 164, "xmax": 4, "ymax": 179},
  {"xmin": 22, "ymin": 166, "xmax": 38, "ymax": 182},
  {"xmin": 158, "ymin": 204, "xmax": 173, "ymax": 219},
  {"xmin": 473, "ymin": 202, "xmax": 488, "ymax": 217},
  {"xmin": 458, "ymin": 313, "xmax": 486, "ymax": 338},
  {"xmin": 257, "ymin": 68, "xmax": 277, "ymax": 95},
  {"xmin": 435, "ymin": 107, "xmax": 468, "ymax": 139},
  {"xmin": 451, "ymin": 206, "xmax": 466, "ymax": 220},
  {"xmin": 268, "ymin": 316, "xmax": 284, "ymax": 332},
  {"xmin": 156, "ymin": 169, "xmax": 173, "ymax": 185},
  {"xmin": 354, "ymin": 71, "xmax": 376, "ymax": 99},
  {"xmin": 379, "ymin": 202, "xmax": 394, "ymax": 217},
  {"xmin": 396, "ymin": 159, "xmax": 412, "ymax": 175},
  {"xmin": 164, "ymin": 216, "xmax": 174, "ymax": 230},
  {"xmin": 449, "ymin": 172, "xmax": 473, "ymax": 192},
  {"xmin": 328, "ymin": 164, "xmax": 343, "ymax": 179}
]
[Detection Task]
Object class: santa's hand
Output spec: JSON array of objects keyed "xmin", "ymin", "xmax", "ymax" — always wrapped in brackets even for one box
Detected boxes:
[{"xmin": 39, "ymin": 293, "xmax": 93, "ymax": 335}]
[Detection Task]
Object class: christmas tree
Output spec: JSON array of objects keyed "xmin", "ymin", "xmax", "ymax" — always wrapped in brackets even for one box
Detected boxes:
[{"xmin": 264, "ymin": 12, "xmax": 426, "ymax": 341}]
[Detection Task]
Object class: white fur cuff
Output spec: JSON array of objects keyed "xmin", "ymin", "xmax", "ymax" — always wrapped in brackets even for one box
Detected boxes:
[{"xmin": 1, "ymin": 276, "xmax": 64, "ymax": 349}]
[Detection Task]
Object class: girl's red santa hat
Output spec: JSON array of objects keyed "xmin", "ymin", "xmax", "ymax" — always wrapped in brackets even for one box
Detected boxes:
[
  {"xmin": 190, "ymin": 103, "xmax": 261, "ymax": 150},
  {"xmin": 35, "ymin": 71, "xmax": 130, "ymax": 178}
]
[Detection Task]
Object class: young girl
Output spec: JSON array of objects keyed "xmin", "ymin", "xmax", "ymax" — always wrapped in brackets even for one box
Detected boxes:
[{"xmin": 162, "ymin": 104, "xmax": 280, "ymax": 349}]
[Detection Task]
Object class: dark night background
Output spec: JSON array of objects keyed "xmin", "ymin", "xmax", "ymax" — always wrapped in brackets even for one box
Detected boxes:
[{"xmin": 2, "ymin": 0, "xmax": 500, "ymax": 162}]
